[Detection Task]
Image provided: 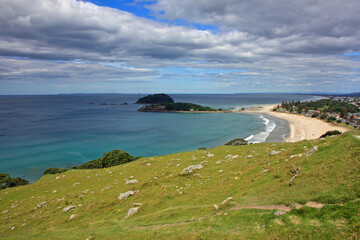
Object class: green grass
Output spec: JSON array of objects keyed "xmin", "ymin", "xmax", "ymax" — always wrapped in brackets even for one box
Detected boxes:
[{"xmin": 1, "ymin": 133, "xmax": 359, "ymax": 239}]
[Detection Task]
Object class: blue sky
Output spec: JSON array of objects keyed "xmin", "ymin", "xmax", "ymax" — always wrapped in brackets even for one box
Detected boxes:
[{"xmin": 0, "ymin": 0, "xmax": 359, "ymax": 94}]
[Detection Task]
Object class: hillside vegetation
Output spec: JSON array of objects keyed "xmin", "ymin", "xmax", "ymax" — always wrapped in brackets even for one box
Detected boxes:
[{"xmin": 1, "ymin": 133, "xmax": 359, "ymax": 239}]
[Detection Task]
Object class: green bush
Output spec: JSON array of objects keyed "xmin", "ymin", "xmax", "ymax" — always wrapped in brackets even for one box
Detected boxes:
[
  {"xmin": 198, "ymin": 147, "xmax": 207, "ymax": 150},
  {"xmin": 312, "ymin": 113, "xmax": 319, "ymax": 118},
  {"xmin": 327, "ymin": 116, "xmax": 337, "ymax": 122},
  {"xmin": 43, "ymin": 167, "xmax": 68, "ymax": 175},
  {"xmin": 320, "ymin": 113, "xmax": 328, "ymax": 119},
  {"xmin": 337, "ymin": 119, "xmax": 342, "ymax": 123},
  {"xmin": 225, "ymin": 138, "xmax": 248, "ymax": 146},
  {"xmin": 73, "ymin": 149, "xmax": 138, "ymax": 169},
  {"xmin": 320, "ymin": 130, "xmax": 342, "ymax": 138},
  {"xmin": 0, "ymin": 173, "xmax": 29, "ymax": 190}
]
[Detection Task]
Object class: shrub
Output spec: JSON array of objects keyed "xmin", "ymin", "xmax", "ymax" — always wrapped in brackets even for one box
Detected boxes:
[
  {"xmin": 73, "ymin": 149, "xmax": 137, "ymax": 169},
  {"xmin": 225, "ymin": 138, "xmax": 248, "ymax": 146},
  {"xmin": 0, "ymin": 173, "xmax": 29, "ymax": 190},
  {"xmin": 337, "ymin": 119, "xmax": 342, "ymax": 123},
  {"xmin": 43, "ymin": 167, "xmax": 68, "ymax": 175},
  {"xmin": 312, "ymin": 113, "xmax": 319, "ymax": 118},
  {"xmin": 320, "ymin": 113, "xmax": 328, "ymax": 119},
  {"xmin": 327, "ymin": 116, "xmax": 337, "ymax": 122},
  {"xmin": 320, "ymin": 130, "xmax": 342, "ymax": 138},
  {"xmin": 198, "ymin": 147, "xmax": 207, "ymax": 150}
]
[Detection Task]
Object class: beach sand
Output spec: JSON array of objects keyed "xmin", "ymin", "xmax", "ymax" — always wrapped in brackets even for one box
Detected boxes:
[{"xmin": 242, "ymin": 105, "xmax": 349, "ymax": 142}]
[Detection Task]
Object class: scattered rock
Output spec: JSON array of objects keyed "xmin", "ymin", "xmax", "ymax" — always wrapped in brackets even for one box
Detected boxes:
[
  {"xmin": 146, "ymin": 163, "xmax": 151, "ymax": 166},
  {"xmin": 69, "ymin": 214, "xmax": 77, "ymax": 220},
  {"xmin": 305, "ymin": 146, "xmax": 318, "ymax": 157},
  {"xmin": 119, "ymin": 190, "xmax": 139, "ymax": 200},
  {"xmin": 246, "ymin": 155, "xmax": 253, "ymax": 158},
  {"xmin": 63, "ymin": 205, "xmax": 75, "ymax": 213},
  {"xmin": 216, "ymin": 161, "xmax": 221, "ymax": 164},
  {"xmin": 125, "ymin": 207, "xmax": 139, "ymax": 218},
  {"xmin": 126, "ymin": 179, "xmax": 139, "ymax": 185},
  {"xmin": 2, "ymin": 210, "xmax": 8, "ymax": 214},
  {"xmin": 36, "ymin": 201, "xmax": 47, "ymax": 208},
  {"xmin": 181, "ymin": 164, "xmax": 203, "ymax": 174},
  {"xmin": 290, "ymin": 154, "xmax": 303, "ymax": 159},
  {"xmin": 274, "ymin": 210, "xmax": 286, "ymax": 216},
  {"xmin": 222, "ymin": 197, "xmax": 234, "ymax": 205},
  {"xmin": 214, "ymin": 204, "xmax": 219, "ymax": 210},
  {"xmin": 269, "ymin": 150, "xmax": 281, "ymax": 156},
  {"xmin": 55, "ymin": 176, "xmax": 60, "ymax": 180},
  {"xmin": 219, "ymin": 170, "xmax": 224, "ymax": 173},
  {"xmin": 207, "ymin": 153, "xmax": 214, "ymax": 157},
  {"xmin": 133, "ymin": 203, "xmax": 142, "ymax": 206}
]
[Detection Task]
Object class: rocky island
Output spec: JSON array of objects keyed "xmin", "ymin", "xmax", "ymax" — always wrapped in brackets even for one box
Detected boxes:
[{"xmin": 136, "ymin": 94, "xmax": 227, "ymax": 112}]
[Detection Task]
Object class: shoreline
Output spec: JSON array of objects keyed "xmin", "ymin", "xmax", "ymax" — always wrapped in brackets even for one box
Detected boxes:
[{"xmin": 242, "ymin": 104, "xmax": 349, "ymax": 142}]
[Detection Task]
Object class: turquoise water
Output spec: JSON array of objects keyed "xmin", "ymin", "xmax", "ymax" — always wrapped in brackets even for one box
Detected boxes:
[{"xmin": 0, "ymin": 94, "xmax": 318, "ymax": 181}]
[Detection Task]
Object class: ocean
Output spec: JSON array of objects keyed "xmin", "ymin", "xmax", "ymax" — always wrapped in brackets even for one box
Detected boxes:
[{"xmin": 0, "ymin": 93, "xmax": 319, "ymax": 181}]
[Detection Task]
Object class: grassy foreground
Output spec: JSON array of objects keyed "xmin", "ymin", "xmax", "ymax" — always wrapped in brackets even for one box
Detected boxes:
[{"xmin": 1, "ymin": 133, "xmax": 359, "ymax": 239}]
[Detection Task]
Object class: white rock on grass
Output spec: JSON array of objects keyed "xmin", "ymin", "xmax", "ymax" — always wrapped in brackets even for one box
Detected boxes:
[
  {"xmin": 207, "ymin": 153, "xmax": 214, "ymax": 157},
  {"xmin": 269, "ymin": 150, "xmax": 281, "ymax": 156},
  {"xmin": 181, "ymin": 164, "xmax": 203, "ymax": 174},
  {"xmin": 133, "ymin": 203, "xmax": 142, "ymax": 206},
  {"xmin": 119, "ymin": 190, "xmax": 139, "ymax": 200},
  {"xmin": 55, "ymin": 176, "xmax": 60, "ymax": 180},
  {"xmin": 69, "ymin": 214, "xmax": 77, "ymax": 220},
  {"xmin": 306, "ymin": 146, "xmax": 318, "ymax": 157},
  {"xmin": 125, "ymin": 207, "xmax": 139, "ymax": 218},
  {"xmin": 214, "ymin": 204, "xmax": 219, "ymax": 210},
  {"xmin": 36, "ymin": 201, "xmax": 47, "ymax": 208},
  {"xmin": 63, "ymin": 205, "xmax": 75, "ymax": 213},
  {"xmin": 2, "ymin": 210, "xmax": 8, "ymax": 214},
  {"xmin": 274, "ymin": 210, "xmax": 286, "ymax": 216},
  {"xmin": 222, "ymin": 197, "xmax": 234, "ymax": 205},
  {"xmin": 126, "ymin": 179, "xmax": 138, "ymax": 185}
]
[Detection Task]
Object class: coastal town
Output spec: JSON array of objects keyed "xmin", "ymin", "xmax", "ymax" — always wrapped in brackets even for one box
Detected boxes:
[{"xmin": 274, "ymin": 96, "xmax": 360, "ymax": 129}]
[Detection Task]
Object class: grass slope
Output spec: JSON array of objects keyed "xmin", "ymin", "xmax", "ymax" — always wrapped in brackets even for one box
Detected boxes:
[{"xmin": 1, "ymin": 133, "xmax": 359, "ymax": 239}]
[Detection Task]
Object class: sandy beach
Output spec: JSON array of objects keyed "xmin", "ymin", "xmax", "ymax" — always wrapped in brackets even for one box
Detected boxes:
[{"xmin": 242, "ymin": 105, "xmax": 349, "ymax": 142}]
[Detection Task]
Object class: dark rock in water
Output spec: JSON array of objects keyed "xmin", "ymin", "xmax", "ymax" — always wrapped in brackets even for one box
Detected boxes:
[
  {"xmin": 225, "ymin": 138, "xmax": 248, "ymax": 146},
  {"xmin": 121, "ymin": 102, "xmax": 128, "ymax": 105},
  {"xmin": 101, "ymin": 103, "xmax": 107, "ymax": 105},
  {"xmin": 136, "ymin": 93, "xmax": 174, "ymax": 104}
]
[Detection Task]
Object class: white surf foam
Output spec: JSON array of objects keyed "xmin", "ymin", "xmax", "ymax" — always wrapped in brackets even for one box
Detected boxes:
[{"xmin": 247, "ymin": 115, "xmax": 276, "ymax": 143}]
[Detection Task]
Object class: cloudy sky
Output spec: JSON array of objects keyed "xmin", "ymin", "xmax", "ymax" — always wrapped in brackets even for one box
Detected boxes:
[{"xmin": 0, "ymin": 0, "xmax": 359, "ymax": 94}]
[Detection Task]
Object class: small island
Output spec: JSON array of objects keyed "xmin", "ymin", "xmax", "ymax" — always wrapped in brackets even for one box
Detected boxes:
[
  {"xmin": 136, "ymin": 94, "xmax": 227, "ymax": 112},
  {"xmin": 138, "ymin": 102, "xmax": 221, "ymax": 112},
  {"xmin": 136, "ymin": 93, "xmax": 174, "ymax": 104}
]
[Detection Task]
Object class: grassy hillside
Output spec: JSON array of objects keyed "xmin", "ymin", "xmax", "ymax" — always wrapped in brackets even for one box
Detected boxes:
[{"xmin": 1, "ymin": 133, "xmax": 359, "ymax": 239}]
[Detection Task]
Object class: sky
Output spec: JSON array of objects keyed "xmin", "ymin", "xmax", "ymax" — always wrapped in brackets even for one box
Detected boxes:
[{"xmin": 0, "ymin": 0, "xmax": 359, "ymax": 94}]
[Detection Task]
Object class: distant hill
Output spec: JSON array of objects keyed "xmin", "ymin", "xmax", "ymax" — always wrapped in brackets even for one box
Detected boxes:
[{"xmin": 136, "ymin": 93, "xmax": 174, "ymax": 104}]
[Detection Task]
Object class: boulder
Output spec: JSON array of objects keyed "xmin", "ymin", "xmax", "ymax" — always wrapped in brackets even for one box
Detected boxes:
[
  {"xmin": 126, "ymin": 179, "xmax": 138, "ymax": 185},
  {"xmin": 306, "ymin": 146, "xmax": 318, "ymax": 157},
  {"xmin": 36, "ymin": 201, "xmax": 47, "ymax": 208},
  {"xmin": 125, "ymin": 207, "xmax": 139, "ymax": 218},
  {"xmin": 274, "ymin": 210, "xmax": 286, "ymax": 216},
  {"xmin": 222, "ymin": 197, "xmax": 234, "ymax": 205},
  {"xmin": 119, "ymin": 190, "xmax": 139, "ymax": 200},
  {"xmin": 63, "ymin": 205, "xmax": 75, "ymax": 213},
  {"xmin": 269, "ymin": 150, "xmax": 281, "ymax": 156},
  {"xmin": 69, "ymin": 214, "xmax": 77, "ymax": 220},
  {"xmin": 181, "ymin": 164, "xmax": 203, "ymax": 174}
]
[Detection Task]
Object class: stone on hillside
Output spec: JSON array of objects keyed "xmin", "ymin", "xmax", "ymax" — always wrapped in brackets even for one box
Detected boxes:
[
  {"xmin": 306, "ymin": 146, "xmax": 318, "ymax": 157},
  {"xmin": 290, "ymin": 154, "xmax": 303, "ymax": 159},
  {"xmin": 119, "ymin": 190, "xmax": 139, "ymax": 200},
  {"xmin": 269, "ymin": 150, "xmax": 281, "ymax": 156},
  {"xmin": 2, "ymin": 210, "xmax": 8, "ymax": 214},
  {"xmin": 146, "ymin": 163, "xmax": 151, "ymax": 166},
  {"xmin": 246, "ymin": 155, "xmax": 253, "ymax": 158},
  {"xmin": 63, "ymin": 205, "xmax": 75, "ymax": 213},
  {"xmin": 36, "ymin": 201, "xmax": 47, "ymax": 208},
  {"xmin": 181, "ymin": 164, "xmax": 203, "ymax": 174},
  {"xmin": 125, "ymin": 207, "xmax": 139, "ymax": 218},
  {"xmin": 214, "ymin": 204, "xmax": 219, "ymax": 210},
  {"xmin": 126, "ymin": 179, "xmax": 139, "ymax": 185},
  {"xmin": 274, "ymin": 210, "xmax": 286, "ymax": 216},
  {"xmin": 222, "ymin": 197, "xmax": 234, "ymax": 205},
  {"xmin": 216, "ymin": 161, "xmax": 221, "ymax": 164},
  {"xmin": 133, "ymin": 203, "xmax": 142, "ymax": 206},
  {"xmin": 207, "ymin": 153, "xmax": 214, "ymax": 157},
  {"xmin": 55, "ymin": 176, "xmax": 60, "ymax": 180},
  {"xmin": 69, "ymin": 214, "xmax": 77, "ymax": 220}
]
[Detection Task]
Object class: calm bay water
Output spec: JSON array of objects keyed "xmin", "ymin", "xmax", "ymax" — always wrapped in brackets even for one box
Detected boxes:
[{"xmin": 0, "ymin": 93, "xmax": 318, "ymax": 181}]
